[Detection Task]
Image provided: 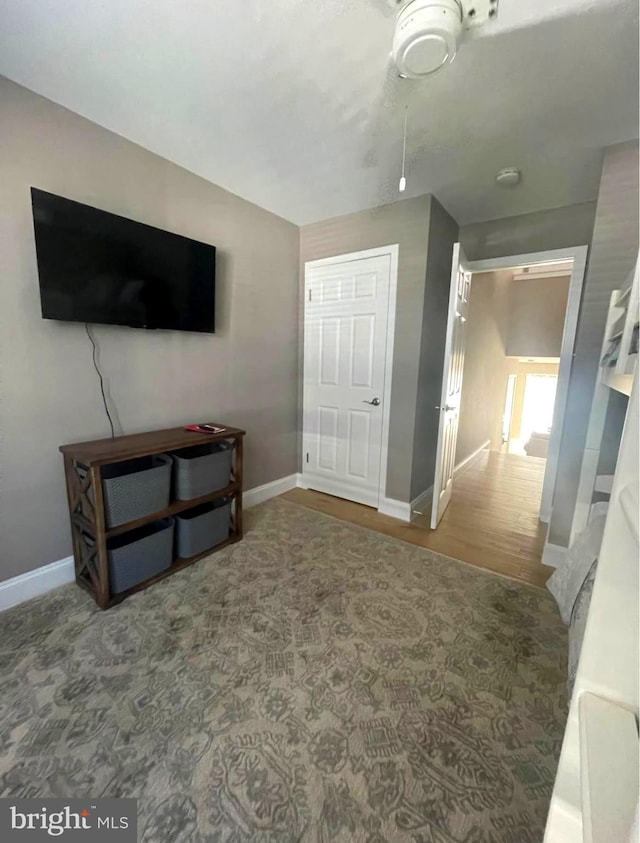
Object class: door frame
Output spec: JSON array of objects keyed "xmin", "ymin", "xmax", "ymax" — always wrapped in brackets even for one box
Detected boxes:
[
  {"xmin": 302, "ymin": 244, "xmax": 399, "ymax": 508},
  {"xmin": 466, "ymin": 245, "xmax": 588, "ymax": 523}
]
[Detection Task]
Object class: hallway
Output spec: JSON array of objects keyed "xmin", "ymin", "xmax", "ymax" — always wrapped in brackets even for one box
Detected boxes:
[{"xmin": 283, "ymin": 450, "xmax": 550, "ymax": 588}]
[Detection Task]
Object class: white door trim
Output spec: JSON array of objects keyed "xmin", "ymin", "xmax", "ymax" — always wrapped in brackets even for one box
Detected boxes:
[
  {"xmin": 303, "ymin": 244, "xmax": 399, "ymax": 508},
  {"xmin": 467, "ymin": 245, "xmax": 588, "ymax": 524}
]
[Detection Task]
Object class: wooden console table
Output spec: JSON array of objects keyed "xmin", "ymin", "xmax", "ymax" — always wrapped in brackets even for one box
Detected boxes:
[{"xmin": 60, "ymin": 425, "xmax": 245, "ymax": 609}]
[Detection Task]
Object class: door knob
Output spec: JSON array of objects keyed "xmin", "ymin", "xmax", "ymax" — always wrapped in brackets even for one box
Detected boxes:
[{"xmin": 363, "ymin": 398, "xmax": 381, "ymax": 406}]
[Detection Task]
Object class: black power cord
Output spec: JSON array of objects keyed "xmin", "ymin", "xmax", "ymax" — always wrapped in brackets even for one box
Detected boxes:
[{"xmin": 85, "ymin": 323, "xmax": 116, "ymax": 438}]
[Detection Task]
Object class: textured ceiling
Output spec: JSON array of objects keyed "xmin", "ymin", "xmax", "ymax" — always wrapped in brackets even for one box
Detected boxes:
[{"xmin": 0, "ymin": 0, "xmax": 637, "ymax": 225}]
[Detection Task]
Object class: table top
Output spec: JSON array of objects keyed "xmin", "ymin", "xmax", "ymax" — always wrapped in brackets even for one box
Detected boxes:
[{"xmin": 60, "ymin": 425, "xmax": 245, "ymax": 466}]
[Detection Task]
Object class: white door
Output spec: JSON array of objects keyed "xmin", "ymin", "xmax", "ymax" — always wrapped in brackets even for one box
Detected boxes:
[
  {"xmin": 303, "ymin": 253, "xmax": 392, "ymax": 507},
  {"xmin": 431, "ymin": 242, "xmax": 470, "ymax": 528}
]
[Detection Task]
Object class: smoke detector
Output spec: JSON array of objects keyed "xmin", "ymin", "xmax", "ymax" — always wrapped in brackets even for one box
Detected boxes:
[
  {"xmin": 390, "ymin": 0, "xmax": 498, "ymax": 78},
  {"xmin": 496, "ymin": 167, "xmax": 521, "ymax": 187}
]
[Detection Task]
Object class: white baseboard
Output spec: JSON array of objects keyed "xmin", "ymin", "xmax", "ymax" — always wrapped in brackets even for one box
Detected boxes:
[
  {"xmin": 542, "ymin": 542, "xmax": 568, "ymax": 568},
  {"xmin": 401, "ymin": 441, "xmax": 488, "ymax": 525},
  {"xmin": 0, "ymin": 473, "xmax": 299, "ymax": 613},
  {"xmin": 0, "ymin": 556, "xmax": 75, "ymax": 612},
  {"xmin": 298, "ymin": 472, "xmax": 380, "ymax": 508},
  {"xmin": 378, "ymin": 497, "xmax": 412, "ymax": 522},
  {"xmin": 454, "ymin": 439, "xmax": 491, "ymax": 478},
  {"xmin": 378, "ymin": 442, "xmax": 489, "ymax": 525},
  {"xmin": 410, "ymin": 485, "xmax": 433, "ymax": 520},
  {"xmin": 243, "ymin": 473, "xmax": 298, "ymax": 509}
]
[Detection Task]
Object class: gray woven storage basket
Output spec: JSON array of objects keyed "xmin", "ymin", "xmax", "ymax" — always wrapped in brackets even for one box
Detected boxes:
[
  {"xmin": 170, "ymin": 441, "xmax": 232, "ymax": 501},
  {"xmin": 175, "ymin": 498, "xmax": 231, "ymax": 558},
  {"xmin": 101, "ymin": 454, "xmax": 172, "ymax": 528},
  {"xmin": 107, "ymin": 517, "xmax": 174, "ymax": 594}
]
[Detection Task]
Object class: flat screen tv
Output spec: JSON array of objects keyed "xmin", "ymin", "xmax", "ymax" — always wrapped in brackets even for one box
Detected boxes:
[{"xmin": 31, "ymin": 188, "xmax": 216, "ymax": 333}]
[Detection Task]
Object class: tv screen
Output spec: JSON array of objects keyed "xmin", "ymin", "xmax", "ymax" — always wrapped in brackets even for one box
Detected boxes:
[{"xmin": 31, "ymin": 188, "xmax": 216, "ymax": 333}]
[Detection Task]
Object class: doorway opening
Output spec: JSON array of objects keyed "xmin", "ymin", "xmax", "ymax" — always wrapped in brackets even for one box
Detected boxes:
[
  {"xmin": 423, "ymin": 247, "xmax": 587, "ymax": 572},
  {"xmin": 507, "ymin": 371, "xmax": 559, "ymax": 456},
  {"xmin": 454, "ymin": 259, "xmax": 575, "ymax": 505},
  {"xmin": 459, "ymin": 248, "xmax": 588, "ymax": 526}
]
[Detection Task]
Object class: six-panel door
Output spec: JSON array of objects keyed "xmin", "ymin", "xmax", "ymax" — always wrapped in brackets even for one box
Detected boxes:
[{"xmin": 303, "ymin": 254, "xmax": 391, "ymax": 507}]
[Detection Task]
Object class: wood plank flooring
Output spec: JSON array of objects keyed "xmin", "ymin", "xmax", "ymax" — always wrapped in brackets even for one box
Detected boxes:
[{"xmin": 281, "ymin": 450, "xmax": 551, "ymax": 588}]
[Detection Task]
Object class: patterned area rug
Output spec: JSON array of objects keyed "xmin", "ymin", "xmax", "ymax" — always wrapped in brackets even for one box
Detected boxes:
[{"xmin": 0, "ymin": 498, "xmax": 567, "ymax": 842}]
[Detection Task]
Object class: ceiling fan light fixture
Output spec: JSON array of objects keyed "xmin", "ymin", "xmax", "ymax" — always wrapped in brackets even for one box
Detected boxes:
[{"xmin": 392, "ymin": 0, "xmax": 463, "ymax": 79}]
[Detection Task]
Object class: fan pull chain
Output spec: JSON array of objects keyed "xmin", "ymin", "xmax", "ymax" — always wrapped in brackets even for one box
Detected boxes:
[{"xmin": 399, "ymin": 105, "xmax": 408, "ymax": 192}]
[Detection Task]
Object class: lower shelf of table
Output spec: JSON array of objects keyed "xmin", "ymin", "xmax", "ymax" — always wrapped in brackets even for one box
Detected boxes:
[{"xmin": 78, "ymin": 531, "xmax": 242, "ymax": 609}]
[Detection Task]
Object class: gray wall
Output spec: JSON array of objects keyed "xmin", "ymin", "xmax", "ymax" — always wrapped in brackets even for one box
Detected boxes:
[
  {"xmin": 460, "ymin": 202, "xmax": 597, "ymax": 261},
  {"xmin": 549, "ymin": 140, "xmax": 639, "ymax": 546},
  {"xmin": 506, "ymin": 276, "xmax": 570, "ymax": 357},
  {"xmin": 0, "ymin": 77, "xmax": 300, "ymax": 583},
  {"xmin": 455, "ymin": 271, "xmax": 512, "ymax": 465},
  {"xmin": 597, "ymin": 390, "xmax": 629, "ymax": 477},
  {"xmin": 300, "ymin": 195, "xmax": 433, "ymax": 502},
  {"xmin": 410, "ymin": 199, "xmax": 459, "ymax": 501}
]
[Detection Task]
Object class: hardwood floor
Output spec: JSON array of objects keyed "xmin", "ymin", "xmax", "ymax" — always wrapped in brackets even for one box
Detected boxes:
[{"xmin": 282, "ymin": 450, "xmax": 551, "ymax": 588}]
